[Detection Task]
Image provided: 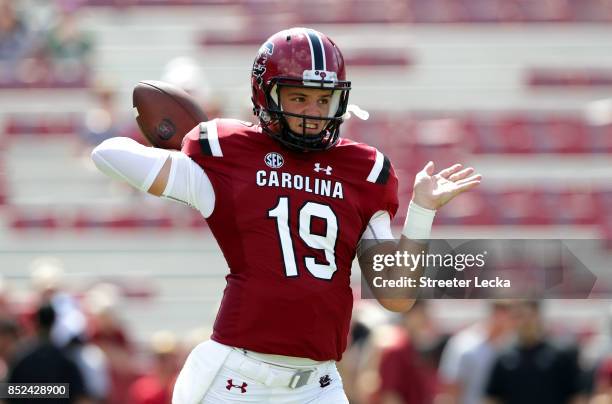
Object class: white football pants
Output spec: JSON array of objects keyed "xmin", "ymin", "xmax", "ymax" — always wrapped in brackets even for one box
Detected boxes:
[{"xmin": 173, "ymin": 340, "xmax": 349, "ymax": 404}]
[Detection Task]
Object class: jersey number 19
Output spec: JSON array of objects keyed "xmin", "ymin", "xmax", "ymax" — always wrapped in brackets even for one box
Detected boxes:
[{"xmin": 268, "ymin": 196, "xmax": 338, "ymax": 280}]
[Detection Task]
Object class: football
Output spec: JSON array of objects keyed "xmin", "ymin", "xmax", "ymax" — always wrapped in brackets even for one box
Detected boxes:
[{"xmin": 132, "ymin": 80, "xmax": 208, "ymax": 150}]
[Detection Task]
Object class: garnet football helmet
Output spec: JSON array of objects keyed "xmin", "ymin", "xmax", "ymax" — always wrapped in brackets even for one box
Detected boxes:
[{"xmin": 251, "ymin": 27, "xmax": 351, "ymax": 151}]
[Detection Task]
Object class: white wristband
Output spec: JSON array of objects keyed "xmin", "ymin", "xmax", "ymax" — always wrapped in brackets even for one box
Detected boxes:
[{"xmin": 402, "ymin": 201, "xmax": 436, "ymax": 241}]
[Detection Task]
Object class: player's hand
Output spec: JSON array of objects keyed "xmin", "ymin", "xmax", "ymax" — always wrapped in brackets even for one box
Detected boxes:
[{"xmin": 411, "ymin": 161, "xmax": 482, "ymax": 210}]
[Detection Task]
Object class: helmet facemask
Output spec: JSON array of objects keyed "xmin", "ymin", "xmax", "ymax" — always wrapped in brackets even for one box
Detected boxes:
[{"xmin": 260, "ymin": 75, "xmax": 351, "ymax": 151}]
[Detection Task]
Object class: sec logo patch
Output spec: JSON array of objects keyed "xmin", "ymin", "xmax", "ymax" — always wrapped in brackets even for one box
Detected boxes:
[{"xmin": 264, "ymin": 152, "xmax": 284, "ymax": 169}]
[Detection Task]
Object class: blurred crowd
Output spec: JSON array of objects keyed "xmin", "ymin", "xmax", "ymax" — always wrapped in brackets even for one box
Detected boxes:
[
  {"xmin": 0, "ymin": 0, "xmax": 92, "ymax": 88},
  {"xmin": 0, "ymin": 258, "xmax": 203, "ymax": 404},
  {"xmin": 2, "ymin": 259, "xmax": 612, "ymax": 404},
  {"xmin": 340, "ymin": 299, "xmax": 612, "ymax": 404}
]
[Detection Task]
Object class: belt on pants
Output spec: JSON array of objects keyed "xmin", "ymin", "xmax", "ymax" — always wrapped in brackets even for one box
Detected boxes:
[{"xmin": 224, "ymin": 348, "xmax": 326, "ymax": 389}]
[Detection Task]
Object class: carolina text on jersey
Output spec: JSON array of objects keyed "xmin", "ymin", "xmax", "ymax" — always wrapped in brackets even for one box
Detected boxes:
[{"xmin": 255, "ymin": 170, "xmax": 344, "ymax": 199}]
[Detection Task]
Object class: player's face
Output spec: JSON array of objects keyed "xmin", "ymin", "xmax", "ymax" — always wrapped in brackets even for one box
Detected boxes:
[{"xmin": 279, "ymin": 86, "xmax": 333, "ymax": 136}]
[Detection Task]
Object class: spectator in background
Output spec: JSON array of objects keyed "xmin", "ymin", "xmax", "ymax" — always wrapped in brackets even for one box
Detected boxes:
[
  {"xmin": 0, "ymin": 276, "xmax": 16, "ymax": 320},
  {"xmin": 437, "ymin": 300, "xmax": 516, "ymax": 404},
  {"xmin": 370, "ymin": 300, "xmax": 446, "ymax": 404},
  {"xmin": 0, "ymin": 0, "xmax": 34, "ymax": 84},
  {"xmin": 338, "ymin": 301, "xmax": 394, "ymax": 404},
  {"xmin": 44, "ymin": 3, "xmax": 92, "ymax": 86},
  {"xmin": 593, "ymin": 358, "xmax": 612, "ymax": 404},
  {"xmin": 0, "ymin": 0, "xmax": 29, "ymax": 59},
  {"xmin": 26, "ymin": 257, "xmax": 88, "ymax": 348},
  {"xmin": 485, "ymin": 300, "xmax": 585, "ymax": 404},
  {"xmin": 580, "ymin": 303, "xmax": 612, "ymax": 402},
  {"xmin": 65, "ymin": 334, "xmax": 110, "ymax": 403},
  {"xmin": 7, "ymin": 304, "xmax": 89, "ymax": 404},
  {"xmin": 588, "ymin": 303, "xmax": 612, "ymax": 404},
  {"xmin": 30, "ymin": 256, "xmax": 66, "ymax": 302},
  {"xmin": 0, "ymin": 318, "xmax": 19, "ymax": 382},
  {"xmin": 128, "ymin": 331, "xmax": 180, "ymax": 404},
  {"xmin": 85, "ymin": 283, "xmax": 137, "ymax": 404},
  {"xmin": 80, "ymin": 79, "xmax": 134, "ymax": 147}
]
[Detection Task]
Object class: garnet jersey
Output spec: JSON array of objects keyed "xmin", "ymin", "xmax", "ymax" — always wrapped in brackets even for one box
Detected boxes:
[{"xmin": 181, "ymin": 118, "xmax": 398, "ymax": 361}]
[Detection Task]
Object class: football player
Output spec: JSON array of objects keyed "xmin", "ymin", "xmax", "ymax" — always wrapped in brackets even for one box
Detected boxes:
[{"xmin": 91, "ymin": 27, "xmax": 481, "ymax": 404}]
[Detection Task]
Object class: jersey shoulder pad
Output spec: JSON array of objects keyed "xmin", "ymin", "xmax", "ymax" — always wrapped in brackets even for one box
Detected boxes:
[
  {"xmin": 338, "ymin": 138, "xmax": 393, "ymax": 185},
  {"xmin": 365, "ymin": 147, "xmax": 393, "ymax": 185},
  {"xmin": 181, "ymin": 119, "xmax": 223, "ymax": 159},
  {"xmin": 181, "ymin": 118, "xmax": 259, "ymax": 159}
]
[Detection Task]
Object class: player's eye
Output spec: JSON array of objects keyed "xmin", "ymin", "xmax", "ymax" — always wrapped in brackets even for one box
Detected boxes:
[
  {"xmin": 290, "ymin": 96, "xmax": 306, "ymax": 102},
  {"xmin": 318, "ymin": 98, "xmax": 330, "ymax": 105}
]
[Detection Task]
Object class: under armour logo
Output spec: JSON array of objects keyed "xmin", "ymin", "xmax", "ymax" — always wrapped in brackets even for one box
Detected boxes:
[
  {"xmin": 314, "ymin": 163, "xmax": 332, "ymax": 175},
  {"xmin": 319, "ymin": 374, "xmax": 332, "ymax": 388},
  {"xmin": 226, "ymin": 379, "xmax": 248, "ymax": 393}
]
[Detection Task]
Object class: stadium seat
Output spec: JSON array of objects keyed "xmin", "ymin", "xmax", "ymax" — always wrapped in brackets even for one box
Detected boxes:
[
  {"xmin": 0, "ymin": 175, "xmax": 5, "ymax": 207},
  {"xmin": 602, "ymin": 216, "xmax": 612, "ymax": 250},
  {"xmin": 9, "ymin": 210, "xmax": 58, "ymax": 230},
  {"xmin": 588, "ymin": 124, "xmax": 612, "ymax": 154},
  {"xmin": 5, "ymin": 114, "xmax": 79, "ymax": 137},
  {"xmin": 343, "ymin": 50, "xmax": 413, "ymax": 68},
  {"xmin": 353, "ymin": 113, "xmax": 611, "ymax": 155},
  {"xmin": 73, "ymin": 210, "xmax": 174, "ymax": 230},
  {"xmin": 78, "ymin": 0, "xmax": 612, "ymax": 23},
  {"xmin": 537, "ymin": 117, "xmax": 587, "ymax": 154},
  {"xmin": 555, "ymin": 187, "xmax": 600, "ymax": 225},
  {"xmin": 435, "ymin": 189, "xmax": 497, "ymax": 225},
  {"xmin": 497, "ymin": 115, "xmax": 537, "ymax": 154},
  {"xmin": 527, "ymin": 68, "xmax": 612, "ymax": 88}
]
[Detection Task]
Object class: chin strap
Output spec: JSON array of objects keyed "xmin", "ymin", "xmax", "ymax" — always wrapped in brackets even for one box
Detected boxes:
[{"xmin": 260, "ymin": 113, "xmax": 341, "ymax": 151}]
